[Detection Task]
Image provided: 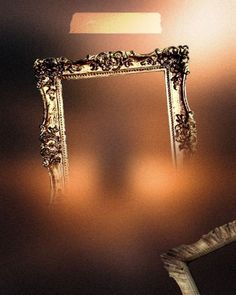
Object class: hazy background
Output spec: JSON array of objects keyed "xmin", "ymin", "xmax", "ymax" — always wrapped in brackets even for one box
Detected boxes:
[{"xmin": 1, "ymin": 0, "xmax": 236, "ymax": 294}]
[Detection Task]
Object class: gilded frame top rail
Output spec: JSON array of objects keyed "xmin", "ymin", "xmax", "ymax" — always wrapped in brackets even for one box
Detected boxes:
[{"xmin": 35, "ymin": 46, "xmax": 190, "ymax": 89}]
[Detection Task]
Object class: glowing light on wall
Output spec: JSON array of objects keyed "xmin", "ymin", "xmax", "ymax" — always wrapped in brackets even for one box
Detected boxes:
[{"xmin": 70, "ymin": 12, "xmax": 162, "ymax": 34}]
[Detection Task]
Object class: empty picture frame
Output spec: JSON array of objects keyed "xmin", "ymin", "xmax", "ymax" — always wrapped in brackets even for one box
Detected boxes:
[
  {"xmin": 34, "ymin": 45, "xmax": 197, "ymax": 203},
  {"xmin": 161, "ymin": 220, "xmax": 236, "ymax": 294}
]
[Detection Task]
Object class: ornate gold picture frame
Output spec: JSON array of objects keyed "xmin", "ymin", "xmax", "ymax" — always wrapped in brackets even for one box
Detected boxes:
[
  {"xmin": 161, "ymin": 220, "xmax": 236, "ymax": 294},
  {"xmin": 34, "ymin": 45, "xmax": 197, "ymax": 203}
]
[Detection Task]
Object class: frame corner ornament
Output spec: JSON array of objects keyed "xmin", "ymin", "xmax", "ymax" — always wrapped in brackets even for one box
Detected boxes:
[{"xmin": 162, "ymin": 45, "xmax": 190, "ymax": 90}]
